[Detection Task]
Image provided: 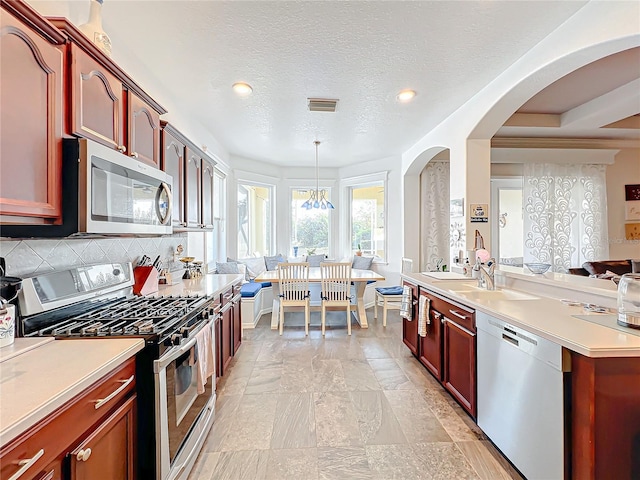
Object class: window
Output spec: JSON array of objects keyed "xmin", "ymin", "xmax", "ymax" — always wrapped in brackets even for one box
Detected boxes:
[
  {"xmin": 350, "ymin": 182, "xmax": 385, "ymax": 260},
  {"xmin": 237, "ymin": 183, "xmax": 273, "ymax": 258},
  {"xmin": 291, "ymin": 188, "xmax": 331, "ymax": 256}
]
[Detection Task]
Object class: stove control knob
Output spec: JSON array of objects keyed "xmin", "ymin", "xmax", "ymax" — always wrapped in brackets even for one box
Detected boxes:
[
  {"xmin": 181, "ymin": 327, "xmax": 190, "ymax": 338},
  {"xmin": 171, "ymin": 334, "xmax": 182, "ymax": 346},
  {"xmin": 200, "ymin": 310, "xmax": 209, "ymax": 320}
]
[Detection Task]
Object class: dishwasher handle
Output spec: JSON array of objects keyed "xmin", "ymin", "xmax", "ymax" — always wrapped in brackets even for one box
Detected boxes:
[{"xmin": 502, "ymin": 333, "xmax": 519, "ymax": 347}]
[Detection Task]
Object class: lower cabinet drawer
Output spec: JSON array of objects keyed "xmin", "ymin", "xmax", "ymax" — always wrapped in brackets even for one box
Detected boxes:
[{"xmin": 0, "ymin": 358, "xmax": 136, "ymax": 480}]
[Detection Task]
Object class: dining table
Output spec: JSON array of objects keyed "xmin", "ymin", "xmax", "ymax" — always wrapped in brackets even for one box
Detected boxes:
[{"xmin": 254, "ymin": 267, "xmax": 385, "ymax": 329}]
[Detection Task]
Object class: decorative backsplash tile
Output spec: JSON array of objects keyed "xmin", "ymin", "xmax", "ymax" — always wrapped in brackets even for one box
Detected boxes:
[{"xmin": 0, "ymin": 234, "xmax": 188, "ymax": 278}]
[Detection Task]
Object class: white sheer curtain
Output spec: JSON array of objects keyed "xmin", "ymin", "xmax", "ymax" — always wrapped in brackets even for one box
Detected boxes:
[
  {"xmin": 523, "ymin": 163, "xmax": 608, "ymax": 272},
  {"xmin": 420, "ymin": 161, "xmax": 450, "ymax": 271}
]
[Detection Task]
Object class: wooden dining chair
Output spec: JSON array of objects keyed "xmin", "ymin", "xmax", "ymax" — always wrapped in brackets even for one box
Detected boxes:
[
  {"xmin": 320, "ymin": 262, "xmax": 353, "ymax": 336},
  {"xmin": 277, "ymin": 262, "xmax": 310, "ymax": 335},
  {"xmin": 374, "ymin": 257, "xmax": 413, "ymax": 326}
]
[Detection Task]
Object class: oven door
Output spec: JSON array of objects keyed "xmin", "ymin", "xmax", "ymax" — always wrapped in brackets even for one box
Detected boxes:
[
  {"xmin": 79, "ymin": 139, "xmax": 173, "ymax": 235},
  {"xmin": 154, "ymin": 321, "xmax": 215, "ymax": 480}
]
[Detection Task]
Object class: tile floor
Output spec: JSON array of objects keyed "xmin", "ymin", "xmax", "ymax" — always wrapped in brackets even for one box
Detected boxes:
[{"xmin": 188, "ymin": 309, "xmax": 524, "ymax": 480}]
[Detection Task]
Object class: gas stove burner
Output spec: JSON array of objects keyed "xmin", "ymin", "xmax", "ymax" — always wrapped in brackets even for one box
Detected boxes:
[
  {"xmin": 132, "ymin": 319, "xmax": 155, "ymax": 334},
  {"xmin": 82, "ymin": 322, "xmax": 105, "ymax": 335},
  {"xmin": 51, "ymin": 320, "xmax": 83, "ymax": 336}
]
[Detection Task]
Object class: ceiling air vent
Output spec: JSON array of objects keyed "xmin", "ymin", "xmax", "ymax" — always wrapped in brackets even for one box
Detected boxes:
[{"xmin": 308, "ymin": 98, "xmax": 338, "ymax": 112}]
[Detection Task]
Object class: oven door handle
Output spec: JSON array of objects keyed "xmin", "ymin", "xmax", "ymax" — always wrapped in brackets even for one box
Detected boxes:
[{"xmin": 154, "ymin": 320, "xmax": 212, "ymax": 373}]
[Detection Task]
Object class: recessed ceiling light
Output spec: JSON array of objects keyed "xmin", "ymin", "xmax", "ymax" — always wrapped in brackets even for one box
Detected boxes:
[
  {"xmin": 232, "ymin": 82, "xmax": 253, "ymax": 96},
  {"xmin": 396, "ymin": 89, "xmax": 416, "ymax": 102}
]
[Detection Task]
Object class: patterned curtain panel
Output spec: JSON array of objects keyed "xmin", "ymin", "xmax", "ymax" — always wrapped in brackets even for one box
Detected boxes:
[
  {"xmin": 420, "ymin": 161, "xmax": 450, "ymax": 271},
  {"xmin": 523, "ymin": 163, "xmax": 608, "ymax": 272}
]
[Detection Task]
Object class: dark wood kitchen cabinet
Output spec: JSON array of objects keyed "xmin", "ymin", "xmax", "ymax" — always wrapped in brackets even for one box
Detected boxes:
[
  {"xmin": 201, "ymin": 159, "xmax": 216, "ymax": 229},
  {"xmin": 161, "ymin": 122, "xmax": 217, "ymax": 231},
  {"xmin": 161, "ymin": 125, "xmax": 186, "ymax": 228},
  {"xmin": 0, "ymin": 357, "xmax": 136, "ymax": 480},
  {"xmin": 185, "ymin": 147, "xmax": 202, "ymax": 229},
  {"xmin": 68, "ymin": 395, "xmax": 135, "ymax": 480},
  {"xmin": 443, "ymin": 311, "xmax": 476, "ymax": 417},
  {"xmin": 402, "ymin": 280, "xmax": 419, "ymax": 356},
  {"xmin": 48, "ymin": 17, "xmax": 166, "ymax": 166},
  {"xmin": 69, "ymin": 42, "xmax": 124, "ymax": 152},
  {"xmin": 220, "ymin": 287, "xmax": 234, "ymax": 376},
  {"xmin": 0, "ymin": 3, "xmax": 65, "ymax": 224},
  {"xmin": 127, "ymin": 91, "xmax": 160, "ymax": 167},
  {"xmin": 232, "ymin": 283, "xmax": 242, "ymax": 354},
  {"xmin": 418, "ymin": 288, "xmax": 443, "ymax": 380},
  {"xmin": 406, "ymin": 286, "xmax": 476, "ymax": 418}
]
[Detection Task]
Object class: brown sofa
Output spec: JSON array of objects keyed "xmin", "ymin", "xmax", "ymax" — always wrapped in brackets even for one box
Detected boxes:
[{"xmin": 568, "ymin": 259, "xmax": 635, "ymax": 277}]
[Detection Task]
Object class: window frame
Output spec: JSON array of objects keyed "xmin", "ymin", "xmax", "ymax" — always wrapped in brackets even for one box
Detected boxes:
[
  {"xmin": 236, "ymin": 178, "xmax": 276, "ymax": 258},
  {"xmin": 289, "ymin": 185, "xmax": 335, "ymax": 258},
  {"xmin": 342, "ymin": 172, "xmax": 389, "ymax": 263}
]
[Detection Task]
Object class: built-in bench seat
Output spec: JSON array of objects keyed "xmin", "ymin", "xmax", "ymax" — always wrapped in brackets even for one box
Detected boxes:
[{"xmin": 240, "ymin": 281, "xmax": 274, "ymax": 329}]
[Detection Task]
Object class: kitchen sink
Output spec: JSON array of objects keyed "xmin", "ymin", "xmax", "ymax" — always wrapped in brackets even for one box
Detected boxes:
[{"xmin": 451, "ymin": 288, "xmax": 540, "ymax": 301}]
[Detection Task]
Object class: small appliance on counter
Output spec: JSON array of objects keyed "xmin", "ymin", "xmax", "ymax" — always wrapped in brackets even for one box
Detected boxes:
[{"xmin": 618, "ymin": 273, "xmax": 640, "ymax": 329}]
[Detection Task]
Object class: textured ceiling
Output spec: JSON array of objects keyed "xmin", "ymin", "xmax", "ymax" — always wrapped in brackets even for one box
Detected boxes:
[{"xmin": 28, "ymin": 0, "xmax": 620, "ymax": 167}]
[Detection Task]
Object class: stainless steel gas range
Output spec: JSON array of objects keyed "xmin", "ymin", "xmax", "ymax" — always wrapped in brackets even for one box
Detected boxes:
[{"xmin": 17, "ymin": 262, "xmax": 218, "ymax": 480}]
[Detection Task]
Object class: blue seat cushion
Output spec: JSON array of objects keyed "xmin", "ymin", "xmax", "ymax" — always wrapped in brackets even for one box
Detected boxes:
[
  {"xmin": 240, "ymin": 282, "xmax": 263, "ymax": 298},
  {"xmin": 376, "ymin": 285, "xmax": 403, "ymax": 295},
  {"xmin": 259, "ymin": 282, "xmax": 272, "ymax": 288}
]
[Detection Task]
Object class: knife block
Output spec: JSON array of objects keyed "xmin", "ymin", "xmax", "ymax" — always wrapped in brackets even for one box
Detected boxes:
[{"xmin": 133, "ymin": 266, "xmax": 159, "ymax": 296}]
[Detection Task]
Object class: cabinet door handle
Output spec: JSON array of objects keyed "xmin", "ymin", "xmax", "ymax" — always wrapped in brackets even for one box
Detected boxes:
[
  {"xmin": 94, "ymin": 375, "xmax": 134, "ymax": 409},
  {"xmin": 130, "ymin": 152, "xmax": 139, "ymax": 159},
  {"xmin": 76, "ymin": 448, "xmax": 92, "ymax": 462},
  {"xmin": 443, "ymin": 318, "xmax": 476, "ymax": 336},
  {"xmin": 117, "ymin": 145, "xmax": 127, "ymax": 153},
  {"xmin": 448, "ymin": 309, "xmax": 467, "ymax": 321},
  {"xmin": 412, "ymin": 299, "xmax": 418, "ymax": 305},
  {"xmin": 8, "ymin": 448, "xmax": 44, "ymax": 480}
]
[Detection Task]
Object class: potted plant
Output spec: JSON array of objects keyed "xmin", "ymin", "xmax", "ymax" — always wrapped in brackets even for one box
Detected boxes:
[
  {"xmin": 355, "ymin": 244, "xmax": 362, "ymax": 256},
  {"xmin": 307, "ymin": 247, "xmax": 316, "ymax": 255}
]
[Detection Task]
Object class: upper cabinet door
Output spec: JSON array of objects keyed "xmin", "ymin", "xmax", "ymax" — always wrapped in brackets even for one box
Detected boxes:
[
  {"xmin": 128, "ymin": 91, "xmax": 160, "ymax": 167},
  {"xmin": 201, "ymin": 159, "xmax": 215, "ymax": 229},
  {"xmin": 185, "ymin": 147, "xmax": 202, "ymax": 228},
  {"xmin": 0, "ymin": 9, "xmax": 63, "ymax": 221},
  {"xmin": 162, "ymin": 130, "xmax": 185, "ymax": 228},
  {"xmin": 70, "ymin": 43, "xmax": 124, "ymax": 152}
]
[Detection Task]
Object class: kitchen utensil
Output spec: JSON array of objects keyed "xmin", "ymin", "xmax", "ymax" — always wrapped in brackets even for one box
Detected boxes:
[
  {"xmin": 152, "ymin": 255, "xmax": 161, "ymax": 269},
  {"xmin": 524, "ymin": 263, "xmax": 552, "ymax": 274},
  {"xmin": 0, "ymin": 297, "xmax": 16, "ymax": 348},
  {"xmin": 618, "ymin": 273, "xmax": 640, "ymax": 329}
]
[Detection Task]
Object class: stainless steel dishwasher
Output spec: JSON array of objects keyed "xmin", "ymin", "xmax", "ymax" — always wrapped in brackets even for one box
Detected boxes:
[{"xmin": 477, "ymin": 311, "xmax": 568, "ymax": 480}]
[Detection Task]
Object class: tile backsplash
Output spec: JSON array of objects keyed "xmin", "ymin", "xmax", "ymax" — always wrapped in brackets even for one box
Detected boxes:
[{"xmin": 0, "ymin": 234, "xmax": 188, "ymax": 278}]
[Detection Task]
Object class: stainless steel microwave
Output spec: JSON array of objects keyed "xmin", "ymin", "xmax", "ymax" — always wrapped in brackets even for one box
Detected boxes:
[{"xmin": 2, "ymin": 138, "xmax": 173, "ymax": 237}]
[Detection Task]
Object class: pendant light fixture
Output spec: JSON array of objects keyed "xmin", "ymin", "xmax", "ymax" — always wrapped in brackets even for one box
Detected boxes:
[{"xmin": 301, "ymin": 141, "xmax": 334, "ymax": 210}]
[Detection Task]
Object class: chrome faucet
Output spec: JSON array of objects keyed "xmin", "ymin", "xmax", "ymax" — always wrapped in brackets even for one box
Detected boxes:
[{"xmin": 476, "ymin": 258, "xmax": 496, "ymax": 290}]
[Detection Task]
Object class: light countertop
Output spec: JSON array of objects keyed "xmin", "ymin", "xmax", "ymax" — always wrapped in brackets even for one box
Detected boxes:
[
  {"xmin": 0, "ymin": 338, "xmax": 144, "ymax": 447},
  {"xmin": 402, "ymin": 272, "xmax": 640, "ymax": 358},
  {"xmin": 157, "ymin": 273, "xmax": 243, "ymax": 298}
]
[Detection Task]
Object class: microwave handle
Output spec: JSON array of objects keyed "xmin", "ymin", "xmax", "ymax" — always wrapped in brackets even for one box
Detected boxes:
[{"xmin": 156, "ymin": 182, "xmax": 173, "ymax": 225}]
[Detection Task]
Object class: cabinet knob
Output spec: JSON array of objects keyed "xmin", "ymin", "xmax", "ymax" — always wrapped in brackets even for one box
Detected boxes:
[
  {"xmin": 130, "ymin": 152, "xmax": 139, "ymax": 159},
  {"xmin": 117, "ymin": 145, "xmax": 127, "ymax": 153},
  {"xmin": 76, "ymin": 448, "xmax": 92, "ymax": 462}
]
